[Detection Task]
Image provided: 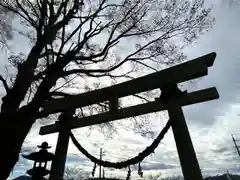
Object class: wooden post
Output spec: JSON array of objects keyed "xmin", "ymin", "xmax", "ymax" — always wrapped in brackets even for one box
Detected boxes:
[
  {"xmin": 162, "ymin": 84, "xmax": 203, "ymax": 180},
  {"xmin": 49, "ymin": 110, "xmax": 74, "ymax": 180},
  {"xmin": 99, "ymin": 148, "xmax": 102, "ymax": 179},
  {"xmin": 232, "ymin": 135, "xmax": 240, "ymax": 159}
]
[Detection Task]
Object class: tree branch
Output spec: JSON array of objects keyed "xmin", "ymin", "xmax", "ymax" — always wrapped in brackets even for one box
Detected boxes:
[
  {"xmin": 15, "ymin": 0, "xmax": 38, "ymax": 27},
  {"xmin": 49, "ymin": 91, "xmax": 77, "ymax": 97},
  {"xmin": 0, "ymin": 75, "xmax": 9, "ymax": 93},
  {"xmin": 0, "ymin": 2, "xmax": 37, "ymax": 28}
]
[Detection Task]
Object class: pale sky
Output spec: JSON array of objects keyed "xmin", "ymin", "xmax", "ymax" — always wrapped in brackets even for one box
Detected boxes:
[{"xmin": 3, "ymin": 1, "xmax": 240, "ymax": 179}]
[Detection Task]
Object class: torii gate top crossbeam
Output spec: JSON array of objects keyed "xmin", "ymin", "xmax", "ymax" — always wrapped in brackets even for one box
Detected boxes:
[{"xmin": 37, "ymin": 52, "xmax": 216, "ymax": 118}]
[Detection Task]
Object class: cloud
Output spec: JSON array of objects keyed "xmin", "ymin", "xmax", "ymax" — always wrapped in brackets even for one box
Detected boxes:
[
  {"xmin": 211, "ymin": 147, "xmax": 231, "ymax": 154},
  {"xmin": 141, "ymin": 162, "xmax": 177, "ymax": 171},
  {"xmin": 66, "ymin": 155, "xmax": 88, "ymax": 164},
  {"xmin": 183, "ymin": 3, "xmax": 240, "ymax": 127}
]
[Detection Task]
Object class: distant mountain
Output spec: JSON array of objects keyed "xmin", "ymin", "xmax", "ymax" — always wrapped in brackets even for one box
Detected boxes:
[
  {"xmin": 12, "ymin": 175, "xmax": 31, "ymax": 180},
  {"xmin": 12, "ymin": 175, "xmax": 49, "ymax": 180},
  {"xmin": 205, "ymin": 174, "xmax": 240, "ymax": 180}
]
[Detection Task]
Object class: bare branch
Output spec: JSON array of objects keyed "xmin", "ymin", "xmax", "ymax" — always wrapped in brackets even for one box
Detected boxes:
[
  {"xmin": 15, "ymin": 0, "xmax": 37, "ymax": 27},
  {"xmin": 133, "ymin": 94, "xmax": 151, "ymax": 103},
  {"xmin": 0, "ymin": 75, "xmax": 9, "ymax": 93},
  {"xmin": 24, "ymin": 0, "xmax": 40, "ymax": 19},
  {"xmin": 0, "ymin": 2, "xmax": 37, "ymax": 28},
  {"xmin": 49, "ymin": 91, "xmax": 77, "ymax": 97}
]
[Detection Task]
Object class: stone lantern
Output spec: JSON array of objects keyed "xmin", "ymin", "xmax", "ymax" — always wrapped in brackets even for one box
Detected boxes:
[{"xmin": 22, "ymin": 142, "xmax": 54, "ymax": 180}]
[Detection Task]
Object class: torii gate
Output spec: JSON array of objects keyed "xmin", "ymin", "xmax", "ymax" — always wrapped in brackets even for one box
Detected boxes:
[{"xmin": 38, "ymin": 52, "xmax": 219, "ymax": 180}]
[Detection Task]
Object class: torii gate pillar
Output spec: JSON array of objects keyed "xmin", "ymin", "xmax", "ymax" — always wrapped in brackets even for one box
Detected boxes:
[
  {"xmin": 49, "ymin": 110, "xmax": 74, "ymax": 180},
  {"xmin": 162, "ymin": 84, "xmax": 203, "ymax": 180}
]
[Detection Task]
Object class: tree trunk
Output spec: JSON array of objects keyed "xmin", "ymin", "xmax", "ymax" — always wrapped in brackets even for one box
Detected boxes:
[
  {"xmin": 0, "ymin": 76, "xmax": 59, "ymax": 179},
  {"xmin": 0, "ymin": 109, "xmax": 35, "ymax": 180}
]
